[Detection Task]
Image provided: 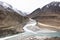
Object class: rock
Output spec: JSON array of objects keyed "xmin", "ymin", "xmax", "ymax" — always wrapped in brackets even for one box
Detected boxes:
[{"xmin": 20, "ymin": 35, "xmax": 60, "ymax": 40}]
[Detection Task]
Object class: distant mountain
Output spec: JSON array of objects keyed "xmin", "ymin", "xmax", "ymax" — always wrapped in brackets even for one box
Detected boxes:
[
  {"xmin": 28, "ymin": 1, "xmax": 60, "ymax": 21},
  {"xmin": 26, "ymin": 8, "xmax": 41, "ymax": 18},
  {"xmin": 41, "ymin": 1, "xmax": 60, "ymax": 14}
]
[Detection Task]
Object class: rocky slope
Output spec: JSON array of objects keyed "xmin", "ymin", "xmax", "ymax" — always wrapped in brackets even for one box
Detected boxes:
[
  {"xmin": 26, "ymin": 1, "xmax": 60, "ymax": 31},
  {"xmin": 37, "ymin": 1, "xmax": 60, "ymax": 30},
  {"xmin": 0, "ymin": 1, "xmax": 29, "ymax": 37}
]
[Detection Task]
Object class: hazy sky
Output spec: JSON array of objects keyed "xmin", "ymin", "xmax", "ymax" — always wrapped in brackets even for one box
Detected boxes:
[{"xmin": 0, "ymin": 0, "xmax": 60, "ymax": 14}]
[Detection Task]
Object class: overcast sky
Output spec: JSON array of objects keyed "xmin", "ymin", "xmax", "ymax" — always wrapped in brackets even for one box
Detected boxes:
[{"xmin": 0, "ymin": 0, "xmax": 60, "ymax": 14}]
